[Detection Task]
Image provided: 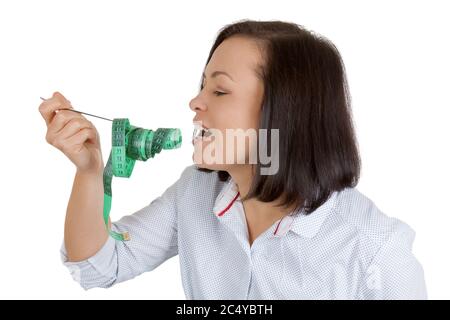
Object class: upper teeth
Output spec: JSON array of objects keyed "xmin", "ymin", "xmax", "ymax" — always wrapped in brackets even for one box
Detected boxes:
[{"xmin": 193, "ymin": 124, "xmax": 211, "ymax": 139}]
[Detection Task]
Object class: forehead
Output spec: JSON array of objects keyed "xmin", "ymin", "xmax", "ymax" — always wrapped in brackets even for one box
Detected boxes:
[{"xmin": 205, "ymin": 36, "xmax": 264, "ymax": 81}]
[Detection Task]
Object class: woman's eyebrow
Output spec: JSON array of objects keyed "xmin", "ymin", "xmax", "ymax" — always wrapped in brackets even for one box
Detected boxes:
[{"xmin": 202, "ymin": 70, "xmax": 235, "ymax": 82}]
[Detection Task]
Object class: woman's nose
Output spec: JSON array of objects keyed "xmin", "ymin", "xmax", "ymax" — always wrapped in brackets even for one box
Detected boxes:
[{"xmin": 189, "ymin": 96, "xmax": 207, "ymax": 112}]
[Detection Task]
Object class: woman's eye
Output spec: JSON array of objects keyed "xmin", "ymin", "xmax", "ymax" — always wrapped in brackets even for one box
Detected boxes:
[{"xmin": 199, "ymin": 83, "xmax": 226, "ymax": 96}]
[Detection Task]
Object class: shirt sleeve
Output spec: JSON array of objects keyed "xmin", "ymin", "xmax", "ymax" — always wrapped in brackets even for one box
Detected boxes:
[
  {"xmin": 60, "ymin": 165, "xmax": 194, "ymax": 290},
  {"xmin": 357, "ymin": 223, "xmax": 427, "ymax": 299}
]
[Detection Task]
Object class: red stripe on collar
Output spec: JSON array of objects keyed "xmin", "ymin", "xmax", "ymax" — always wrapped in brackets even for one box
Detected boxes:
[
  {"xmin": 217, "ymin": 192, "xmax": 240, "ymax": 217},
  {"xmin": 273, "ymin": 217, "xmax": 284, "ymax": 235}
]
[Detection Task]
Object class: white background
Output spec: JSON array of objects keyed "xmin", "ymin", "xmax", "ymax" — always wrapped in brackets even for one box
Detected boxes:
[{"xmin": 0, "ymin": 0, "xmax": 449, "ymax": 299}]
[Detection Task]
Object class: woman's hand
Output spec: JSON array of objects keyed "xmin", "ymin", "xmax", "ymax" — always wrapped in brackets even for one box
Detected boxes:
[{"xmin": 39, "ymin": 91, "xmax": 104, "ymax": 175}]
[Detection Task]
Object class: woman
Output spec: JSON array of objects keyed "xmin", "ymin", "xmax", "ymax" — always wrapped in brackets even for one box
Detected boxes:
[{"xmin": 39, "ymin": 19, "xmax": 427, "ymax": 299}]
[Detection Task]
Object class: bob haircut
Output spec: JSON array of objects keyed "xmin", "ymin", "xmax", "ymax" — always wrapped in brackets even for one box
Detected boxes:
[{"xmin": 196, "ymin": 19, "xmax": 361, "ymax": 215}]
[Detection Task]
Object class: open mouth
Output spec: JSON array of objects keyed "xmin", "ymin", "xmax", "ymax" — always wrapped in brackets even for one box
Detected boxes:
[{"xmin": 192, "ymin": 124, "xmax": 212, "ymax": 144}]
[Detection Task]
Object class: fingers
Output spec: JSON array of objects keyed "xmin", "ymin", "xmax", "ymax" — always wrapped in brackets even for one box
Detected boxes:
[
  {"xmin": 45, "ymin": 115, "xmax": 93, "ymax": 148},
  {"xmin": 47, "ymin": 110, "xmax": 87, "ymax": 137},
  {"xmin": 59, "ymin": 117, "xmax": 93, "ymax": 140},
  {"xmin": 38, "ymin": 91, "xmax": 74, "ymax": 126},
  {"xmin": 64, "ymin": 127, "xmax": 97, "ymax": 152}
]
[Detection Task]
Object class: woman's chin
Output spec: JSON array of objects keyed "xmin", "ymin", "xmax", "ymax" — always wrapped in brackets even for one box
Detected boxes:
[
  {"xmin": 192, "ymin": 157, "xmax": 216, "ymax": 170},
  {"xmin": 191, "ymin": 154, "xmax": 228, "ymax": 172}
]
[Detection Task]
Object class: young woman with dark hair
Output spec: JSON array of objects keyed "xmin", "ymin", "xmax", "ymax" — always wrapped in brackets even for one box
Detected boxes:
[{"xmin": 39, "ymin": 19, "xmax": 426, "ymax": 299}]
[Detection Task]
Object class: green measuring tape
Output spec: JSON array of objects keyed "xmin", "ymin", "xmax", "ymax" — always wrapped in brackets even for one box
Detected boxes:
[{"xmin": 103, "ymin": 118, "xmax": 182, "ymax": 241}]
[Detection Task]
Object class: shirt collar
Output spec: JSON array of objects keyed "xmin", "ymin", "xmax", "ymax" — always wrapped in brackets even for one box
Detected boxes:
[
  {"xmin": 212, "ymin": 177, "xmax": 240, "ymax": 217},
  {"xmin": 212, "ymin": 176, "xmax": 338, "ymax": 239},
  {"xmin": 288, "ymin": 191, "xmax": 338, "ymax": 238}
]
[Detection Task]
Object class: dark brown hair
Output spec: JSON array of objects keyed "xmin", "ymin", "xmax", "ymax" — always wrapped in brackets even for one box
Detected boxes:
[{"xmin": 196, "ymin": 19, "xmax": 360, "ymax": 214}]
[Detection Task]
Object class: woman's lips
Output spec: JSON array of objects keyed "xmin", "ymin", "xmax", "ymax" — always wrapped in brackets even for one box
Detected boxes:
[{"xmin": 192, "ymin": 125, "xmax": 212, "ymax": 145}]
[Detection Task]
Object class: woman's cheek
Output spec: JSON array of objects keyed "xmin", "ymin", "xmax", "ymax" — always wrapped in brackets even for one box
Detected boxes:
[{"xmin": 221, "ymin": 129, "xmax": 258, "ymax": 164}]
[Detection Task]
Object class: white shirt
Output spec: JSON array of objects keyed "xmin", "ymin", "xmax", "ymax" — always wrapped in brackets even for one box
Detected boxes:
[{"xmin": 61, "ymin": 165, "xmax": 427, "ymax": 299}]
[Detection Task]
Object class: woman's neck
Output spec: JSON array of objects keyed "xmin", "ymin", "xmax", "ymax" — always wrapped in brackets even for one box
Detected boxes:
[
  {"xmin": 227, "ymin": 164, "xmax": 253, "ymax": 198},
  {"xmin": 227, "ymin": 165, "xmax": 296, "ymax": 221}
]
